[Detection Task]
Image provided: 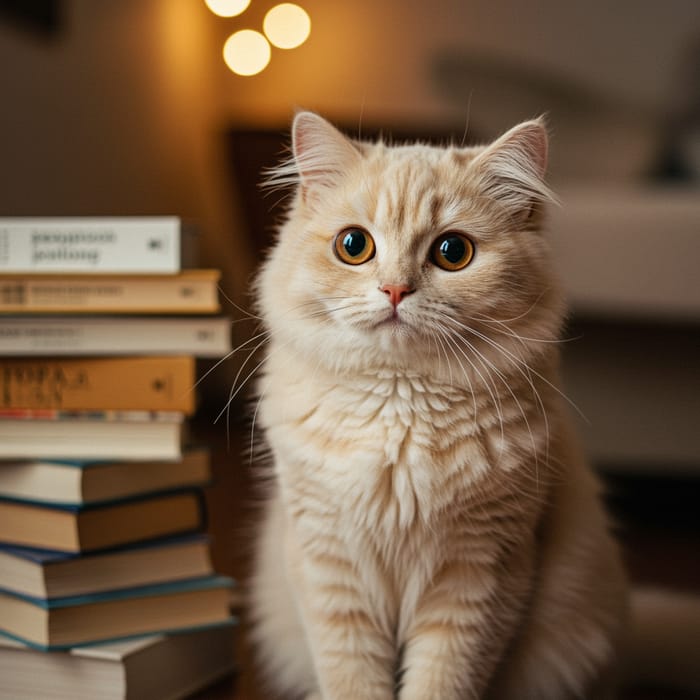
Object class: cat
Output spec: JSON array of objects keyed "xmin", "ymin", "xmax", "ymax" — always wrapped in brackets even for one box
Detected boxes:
[{"xmin": 248, "ymin": 111, "xmax": 635, "ymax": 699}]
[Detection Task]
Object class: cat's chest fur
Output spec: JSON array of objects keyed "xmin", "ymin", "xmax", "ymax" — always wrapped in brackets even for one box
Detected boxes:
[{"xmin": 261, "ymin": 355, "xmax": 544, "ymax": 540}]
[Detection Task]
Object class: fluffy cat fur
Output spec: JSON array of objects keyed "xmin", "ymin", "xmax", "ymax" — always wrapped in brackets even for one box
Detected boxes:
[{"xmin": 249, "ymin": 112, "xmax": 631, "ymax": 700}]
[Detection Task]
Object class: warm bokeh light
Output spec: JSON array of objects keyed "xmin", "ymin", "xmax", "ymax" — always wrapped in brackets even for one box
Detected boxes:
[
  {"xmin": 223, "ymin": 30, "xmax": 271, "ymax": 76},
  {"xmin": 204, "ymin": 0, "xmax": 251, "ymax": 18},
  {"xmin": 263, "ymin": 3, "xmax": 311, "ymax": 50}
]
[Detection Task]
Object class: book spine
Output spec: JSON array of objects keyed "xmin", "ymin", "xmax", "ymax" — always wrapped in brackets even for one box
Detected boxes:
[
  {"xmin": 0, "ymin": 272, "xmax": 220, "ymax": 314},
  {"xmin": 0, "ymin": 318, "xmax": 231, "ymax": 358},
  {"xmin": 0, "ymin": 358, "xmax": 196, "ymax": 414},
  {"xmin": 0, "ymin": 219, "xmax": 182, "ymax": 274},
  {"xmin": 0, "ymin": 419, "xmax": 183, "ymax": 460}
]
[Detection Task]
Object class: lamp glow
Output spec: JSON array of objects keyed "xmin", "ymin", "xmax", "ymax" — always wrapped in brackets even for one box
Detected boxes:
[
  {"xmin": 263, "ymin": 3, "xmax": 311, "ymax": 50},
  {"xmin": 205, "ymin": 0, "xmax": 251, "ymax": 18},
  {"xmin": 223, "ymin": 30, "xmax": 271, "ymax": 76}
]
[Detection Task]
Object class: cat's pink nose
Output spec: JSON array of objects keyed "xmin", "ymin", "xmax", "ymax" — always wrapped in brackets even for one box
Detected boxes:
[{"xmin": 380, "ymin": 284, "xmax": 415, "ymax": 308}]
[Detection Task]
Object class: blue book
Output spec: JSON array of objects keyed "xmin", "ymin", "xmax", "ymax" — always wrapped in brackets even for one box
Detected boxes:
[
  {"xmin": 0, "ymin": 534, "xmax": 213, "ymax": 599},
  {"xmin": 0, "ymin": 490, "xmax": 205, "ymax": 553},
  {"xmin": 0, "ymin": 575, "xmax": 235, "ymax": 650}
]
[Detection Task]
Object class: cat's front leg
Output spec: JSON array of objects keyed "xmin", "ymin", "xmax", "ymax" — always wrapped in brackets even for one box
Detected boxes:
[
  {"xmin": 398, "ymin": 610, "xmax": 490, "ymax": 699},
  {"xmin": 397, "ymin": 561, "xmax": 509, "ymax": 700},
  {"xmin": 290, "ymin": 532, "xmax": 396, "ymax": 700}
]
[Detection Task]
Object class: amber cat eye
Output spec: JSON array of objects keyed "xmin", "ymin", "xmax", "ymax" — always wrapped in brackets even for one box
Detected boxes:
[
  {"xmin": 334, "ymin": 227, "xmax": 376, "ymax": 265},
  {"xmin": 430, "ymin": 232, "xmax": 475, "ymax": 271}
]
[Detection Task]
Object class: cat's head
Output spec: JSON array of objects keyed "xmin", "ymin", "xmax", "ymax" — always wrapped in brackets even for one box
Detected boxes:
[{"xmin": 257, "ymin": 112, "xmax": 565, "ymax": 380}]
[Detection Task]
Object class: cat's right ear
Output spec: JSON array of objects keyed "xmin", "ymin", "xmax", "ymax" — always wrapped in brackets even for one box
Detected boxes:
[{"xmin": 291, "ymin": 112, "xmax": 361, "ymax": 203}]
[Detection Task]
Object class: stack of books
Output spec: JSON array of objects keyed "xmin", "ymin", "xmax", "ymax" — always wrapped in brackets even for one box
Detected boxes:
[{"xmin": 0, "ymin": 217, "xmax": 237, "ymax": 698}]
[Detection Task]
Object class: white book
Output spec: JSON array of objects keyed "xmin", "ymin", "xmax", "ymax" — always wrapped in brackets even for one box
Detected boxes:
[
  {"xmin": 0, "ymin": 625, "xmax": 236, "ymax": 700},
  {"xmin": 0, "ymin": 217, "xmax": 196, "ymax": 274},
  {"xmin": 0, "ymin": 411, "xmax": 184, "ymax": 461},
  {"xmin": 0, "ymin": 316, "xmax": 232, "ymax": 357}
]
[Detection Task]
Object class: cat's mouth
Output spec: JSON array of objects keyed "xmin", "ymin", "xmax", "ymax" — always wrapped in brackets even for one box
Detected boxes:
[{"xmin": 373, "ymin": 310, "xmax": 411, "ymax": 330}]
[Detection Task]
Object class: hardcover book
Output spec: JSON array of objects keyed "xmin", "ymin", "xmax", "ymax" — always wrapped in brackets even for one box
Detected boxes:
[
  {"xmin": 0, "ymin": 490, "xmax": 204, "ymax": 552},
  {"xmin": 0, "ymin": 534, "xmax": 214, "ymax": 599},
  {"xmin": 0, "ymin": 269, "xmax": 221, "ymax": 314},
  {"xmin": 0, "ymin": 448, "xmax": 210, "ymax": 505},
  {"xmin": 0, "ymin": 624, "xmax": 236, "ymax": 700},
  {"xmin": 0, "ymin": 217, "xmax": 196, "ymax": 274},
  {"xmin": 0, "ymin": 575, "xmax": 234, "ymax": 649},
  {"xmin": 0, "ymin": 356, "xmax": 196, "ymax": 413},
  {"xmin": 0, "ymin": 316, "xmax": 232, "ymax": 357},
  {"xmin": 0, "ymin": 410, "xmax": 184, "ymax": 460}
]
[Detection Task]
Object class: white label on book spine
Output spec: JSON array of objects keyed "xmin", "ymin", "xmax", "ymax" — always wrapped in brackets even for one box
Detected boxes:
[{"xmin": 0, "ymin": 218, "xmax": 182, "ymax": 273}]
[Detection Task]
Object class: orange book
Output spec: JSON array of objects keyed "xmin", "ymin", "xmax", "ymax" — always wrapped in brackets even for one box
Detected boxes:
[
  {"xmin": 0, "ymin": 270, "xmax": 220, "ymax": 314},
  {"xmin": 0, "ymin": 356, "xmax": 196, "ymax": 414}
]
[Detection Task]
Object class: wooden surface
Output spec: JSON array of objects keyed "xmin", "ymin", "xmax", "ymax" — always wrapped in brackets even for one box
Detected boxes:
[{"xmin": 192, "ymin": 415, "xmax": 700, "ymax": 700}]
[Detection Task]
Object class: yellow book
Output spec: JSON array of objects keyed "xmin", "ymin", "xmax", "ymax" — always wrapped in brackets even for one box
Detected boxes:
[
  {"xmin": 0, "ymin": 269, "xmax": 220, "ymax": 314},
  {"xmin": 0, "ymin": 356, "xmax": 196, "ymax": 413}
]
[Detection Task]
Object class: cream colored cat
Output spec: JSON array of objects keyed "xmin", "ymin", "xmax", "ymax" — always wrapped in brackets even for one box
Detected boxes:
[{"xmin": 249, "ymin": 112, "xmax": 630, "ymax": 699}]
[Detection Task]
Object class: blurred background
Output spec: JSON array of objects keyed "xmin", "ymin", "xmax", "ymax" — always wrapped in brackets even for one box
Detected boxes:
[
  {"xmin": 3, "ymin": 0, "xmax": 697, "ymax": 472},
  {"xmin": 1, "ymin": 2, "xmax": 698, "ymax": 697}
]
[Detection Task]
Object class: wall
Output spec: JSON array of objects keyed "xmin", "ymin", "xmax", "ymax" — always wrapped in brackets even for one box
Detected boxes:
[
  {"xmin": 215, "ymin": 0, "xmax": 700, "ymax": 180},
  {"xmin": 0, "ymin": 0, "xmax": 254, "ymax": 305}
]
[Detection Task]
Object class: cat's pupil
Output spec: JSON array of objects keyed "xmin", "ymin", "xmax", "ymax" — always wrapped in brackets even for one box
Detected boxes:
[
  {"xmin": 439, "ymin": 236, "xmax": 466, "ymax": 264},
  {"xmin": 343, "ymin": 230, "xmax": 367, "ymax": 258}
]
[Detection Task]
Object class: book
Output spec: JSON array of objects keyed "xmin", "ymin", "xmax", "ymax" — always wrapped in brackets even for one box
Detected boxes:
[
  {"xmin": 0, "ymin": 356, "xmax": 196, "ymax": 413},
  {"xmin": 0, "ymin": 489, "xmax": 204, "ymax": 553},
  {"xmin": 0, "ymin": 624, "xmax": 236, "ymax": 700},
  {"xmin": 0, "ymin": 269, "xmax": 221, "ymax": 314},
  {"xmin": 0, "ymin": 410, "xmax": 184, "ymax": 460},
  {"xmin": 0, "ymin": 575, "xmax": 234, "ymax": 649},
  {"xmin": 0, "ymin": 534, "xmax": 214, "ymax": 599},
  {"xmin": 0, "ymin": 217, "xmax": 196, "ymax": 274},
  {"xmin": 0, "ymin": 316, "xmax": 232, "ymax": 357},
  {"xmin": 0, "ymin": 448, "xmax": 210, "ymax": 505}
]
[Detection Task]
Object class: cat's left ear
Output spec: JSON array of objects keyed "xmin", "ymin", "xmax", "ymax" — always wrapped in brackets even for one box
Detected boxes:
[
  {"xmin": 469, "ymin": 118, "xmax": 555, "ymax": 222},
  {"xmin": 291, "ymin": 111, "xmax": 362, "ymax": 204}
]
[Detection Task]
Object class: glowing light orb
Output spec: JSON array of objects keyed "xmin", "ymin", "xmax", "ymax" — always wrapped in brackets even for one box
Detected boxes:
[
  {"xmin": 223, "ymin": 30, "xmax": 271, "ymax": 76},
  {"xmin": 205, "ymin": 0, "xmax": 251, "ymax": 17},
  {"xmin": 263, "ymin": 3, "xmax": 311, "ymax": 50}
]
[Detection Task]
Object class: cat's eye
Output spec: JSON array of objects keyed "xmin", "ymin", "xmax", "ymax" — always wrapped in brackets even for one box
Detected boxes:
[
  {"xmin": 430, "ymin": 232, "xmax": 475, "ymax": 271},
  {"xmin": 334, "ymin": 227, "xmax": 376, "ymax": 265}
]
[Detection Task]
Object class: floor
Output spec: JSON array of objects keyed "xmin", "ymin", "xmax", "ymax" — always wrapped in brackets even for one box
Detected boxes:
[{"xmin": 192, "ymin": 416, "xmax": 700, "ymax": 700}]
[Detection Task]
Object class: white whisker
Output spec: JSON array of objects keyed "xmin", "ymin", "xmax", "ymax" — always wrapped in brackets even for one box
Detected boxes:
[
  {"xmin": 216, "ymin": 284, "xmax": 264, "ymax": 322},
  {"xmin": 441, "ymin": 313, "xmax": 586, "ymax": 423},
  {"xmin": 436, "ymin": 324, "xmax": 506, "ymax": 451},
  {"xmin": 189, "ymin": 328, "xmax": 271, "ymax": 395}
]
